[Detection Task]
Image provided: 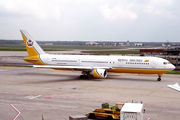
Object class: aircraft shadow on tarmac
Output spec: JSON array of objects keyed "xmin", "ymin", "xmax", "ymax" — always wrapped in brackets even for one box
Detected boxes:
[
  {"xmin": 20, "ymin": 72, "xmax": 156, "ymax": 84},
  {"xmin": 21, "ymin": 72, "xmax": 77, "ymax": 77},
  {"xmin": 106, "ymin": 75, "xmax": 158, "ymax": 82},
  {"xmin": 25, "ymin": 78, "xmax": 103, "ymax": 84},
  {"xmin": 21, "ymin": 72, "xmax": 103, "ymax": 84}
]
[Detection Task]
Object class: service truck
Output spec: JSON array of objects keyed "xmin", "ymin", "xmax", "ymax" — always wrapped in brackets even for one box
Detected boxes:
[{"xmin": 120, "ymin": 103, "xmax": 144, "ymax": 120}]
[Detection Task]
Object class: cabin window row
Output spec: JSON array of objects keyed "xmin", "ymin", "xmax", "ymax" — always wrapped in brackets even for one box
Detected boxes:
[
  {"xmin": 81, "ymin": 61, "xmax": 108, "ymax": 63},
  {"xmin": 52, "ymin": 60, "xmax": 77, "ymax": 62}
]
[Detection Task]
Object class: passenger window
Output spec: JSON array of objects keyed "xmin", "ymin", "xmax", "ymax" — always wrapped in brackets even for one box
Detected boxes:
[{"xmin": 163, "ymin": 62, "xmax": 167, "ymax": 65}]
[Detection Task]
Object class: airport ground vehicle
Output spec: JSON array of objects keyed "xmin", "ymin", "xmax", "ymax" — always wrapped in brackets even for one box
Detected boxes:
[
  {"xmin": 120, "ymin": 103, "xmax": 144, "ymax": 120},
  {"xmin": 86, "ymin": 102, "xmax": 144, "ymax": 120},
  {"xmin": 86, "ymin": 103, "xmax": 124, "ymax": 120}
]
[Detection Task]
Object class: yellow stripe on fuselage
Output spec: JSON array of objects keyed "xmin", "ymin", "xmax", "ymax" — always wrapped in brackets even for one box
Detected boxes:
[
  {"xmin": 107, "ymin": 68, "xmax": 172, "ymax": 74},
  {"xmin": 49, "ymin": 67, "xmax": 172, "ymax": 76},
  {"xmin": 52, "ymin": 68, "xmax": 73, "ymax": 71},
  {"xmin": 21, "ymin": 33, "xmax": 39, "ymax": 57}
]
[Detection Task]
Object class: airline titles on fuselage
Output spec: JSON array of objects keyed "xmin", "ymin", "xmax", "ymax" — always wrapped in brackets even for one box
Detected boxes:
[
  {"xmin": 50, "ymin": 57, "xmax": 150, "ymax": 65},
  {"xmin": 118, "ymin": 58, "xmax": 148, "ymax": 63}
]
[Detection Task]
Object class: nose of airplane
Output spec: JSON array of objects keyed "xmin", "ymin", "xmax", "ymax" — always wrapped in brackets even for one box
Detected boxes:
[{"xmin": 170, "ymin": 64, "xmax": 175, "ymax": 70}]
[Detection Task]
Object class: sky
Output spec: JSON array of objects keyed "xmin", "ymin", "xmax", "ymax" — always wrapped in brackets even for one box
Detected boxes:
[{"xmin": 0, "ymin": 0, "xmax": 180, "ymax": 42}]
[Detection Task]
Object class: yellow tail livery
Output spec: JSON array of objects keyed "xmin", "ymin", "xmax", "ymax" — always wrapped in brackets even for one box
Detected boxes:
[{"xmin": 20, "ymin": 30, "xmax": 46, "ymax": 65}]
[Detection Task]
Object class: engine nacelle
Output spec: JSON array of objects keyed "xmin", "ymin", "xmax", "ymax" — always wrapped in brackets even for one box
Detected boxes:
[{"xmin": 90, "ymin": 69, "xmax": 107, "ymax": 78}]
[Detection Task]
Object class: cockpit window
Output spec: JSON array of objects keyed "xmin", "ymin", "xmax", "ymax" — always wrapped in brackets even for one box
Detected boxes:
[{"xmin": 163, "ymin": 62, "xmax": 171, "ymax": 65}]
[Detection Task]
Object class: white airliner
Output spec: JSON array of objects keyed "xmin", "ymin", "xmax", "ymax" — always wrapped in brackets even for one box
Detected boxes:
[{"xmin": 20, "ymin": 30, "xmax": 175, "ymax": 81}]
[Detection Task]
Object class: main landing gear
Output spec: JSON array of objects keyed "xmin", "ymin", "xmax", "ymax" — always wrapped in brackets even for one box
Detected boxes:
[
  {"xmin": 157, "ymin": 76, "xmax": 161, "ymax": 81},
  {"xmin": 79, "ymin": 71, "xmax": 92, "ymax": 79},
  {"xmin": 79, "ymin": 75, "xmax": 89, "ymax": 79}
]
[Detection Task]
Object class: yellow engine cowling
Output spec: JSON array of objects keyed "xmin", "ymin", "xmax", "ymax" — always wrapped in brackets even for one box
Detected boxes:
[{"xmin": 90, "ymin": 69, "xmax": 107, "ymax": 78}]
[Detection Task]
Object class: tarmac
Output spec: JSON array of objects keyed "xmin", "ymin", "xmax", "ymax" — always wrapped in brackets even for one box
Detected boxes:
[{"xmin": 0, "ymin": 51, "xmax": 180, "ymax": 120}]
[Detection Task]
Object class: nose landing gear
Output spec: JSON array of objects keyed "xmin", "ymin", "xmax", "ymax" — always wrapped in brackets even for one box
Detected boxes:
[
  {"xmin": 157, "ymin": 74, "xmax": 162, "ymax": 81},
  {"xmin": 157, "ymin": 76, "xmax": 161, "ymax": 81}
]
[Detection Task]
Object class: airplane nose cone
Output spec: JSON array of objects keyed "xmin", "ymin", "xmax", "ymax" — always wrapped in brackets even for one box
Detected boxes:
[{"xmin": 171, "ymin": 64, "xmax": 175, "ymax": 70}]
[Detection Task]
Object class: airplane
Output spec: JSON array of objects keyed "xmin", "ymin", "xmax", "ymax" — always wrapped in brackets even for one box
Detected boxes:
[{"xmin": 20, "ymin": 30, "xmax": 175, "ymax": 81}]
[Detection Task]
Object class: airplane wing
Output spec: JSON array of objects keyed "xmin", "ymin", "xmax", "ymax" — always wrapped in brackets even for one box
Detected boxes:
[{"xmin": 33, "ymin": 65, "xmax": 111, "ymax": 70}]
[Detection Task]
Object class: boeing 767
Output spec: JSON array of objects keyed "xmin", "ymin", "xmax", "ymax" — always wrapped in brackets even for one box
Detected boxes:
[{"xmin": 20, "ymin": 30, "xmax": 175, "ymax": 81}]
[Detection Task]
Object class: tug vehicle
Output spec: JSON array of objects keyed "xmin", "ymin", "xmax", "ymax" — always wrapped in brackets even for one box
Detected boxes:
[
  {"xmin": 86, "ymin": 103, "xmax": 124, "ymax": 120},
  {"xmin": 86, "ymin": 102, "xmax": 144, "ymax": 120}
]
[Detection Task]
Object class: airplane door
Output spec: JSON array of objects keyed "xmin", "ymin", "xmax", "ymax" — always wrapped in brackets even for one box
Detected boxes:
[
  {"xmin": 40, "ymin": 55, "xmax": 50, "ymax": 64},
  {"xmin": 77, "ymin": 59, "xmax": 80, "ymax": 65},
  {"xmin": 118, "ymin": 60, "xmax": 122, "ymax": 67},
  {"xmin": 151, "ymin": 61, "xmax": 156, "ymax": 68}
]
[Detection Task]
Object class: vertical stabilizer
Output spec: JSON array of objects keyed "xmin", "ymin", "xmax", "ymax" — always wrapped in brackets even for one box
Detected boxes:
[{"xmin": 20, "ymin": 30, "xmax": 46, "ymax": 57}]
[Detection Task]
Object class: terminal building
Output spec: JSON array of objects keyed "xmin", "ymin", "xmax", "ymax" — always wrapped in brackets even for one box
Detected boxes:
[{"xmin": 140, "ymin": 48, "xmax": 180, "ymax": 70}]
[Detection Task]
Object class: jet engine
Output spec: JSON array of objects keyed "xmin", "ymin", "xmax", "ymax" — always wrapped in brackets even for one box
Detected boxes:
[{"xmin": 90, "ymin": 69, "xmax": 107, "ymax": 78}]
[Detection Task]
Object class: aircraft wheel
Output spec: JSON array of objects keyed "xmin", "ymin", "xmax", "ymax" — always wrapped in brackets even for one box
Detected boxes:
[
  {"xmin": 88, "ymin": 113, "xmax": 96, "ymax": 119},
  {"xmin": 85, "ymin": 75, "xmax": 89, "ymax": 79},
  {"xmin": 79, "ymin": 75, "xmax": 84, "ymax": 79},
  {"xmin": 107, "ymin": 116, "xmax": 113, "ymax": 120},
  {"xmin": 79, "ymin": 75, "xmax": 89, "ymax": 79},
  {"xmin": 157, "ymin": 77, "xmax": 161, "ymax": 81}
]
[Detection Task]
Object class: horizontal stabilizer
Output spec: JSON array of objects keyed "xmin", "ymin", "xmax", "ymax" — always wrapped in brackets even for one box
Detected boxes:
[{"xmin": 24, "ymin": 58, "xmax": 38, "ymax": 61}]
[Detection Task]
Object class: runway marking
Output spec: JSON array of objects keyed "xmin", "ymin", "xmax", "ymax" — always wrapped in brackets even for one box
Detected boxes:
[
  {"xmin": 10, "ymin": 104, "xmax": 20, "ymax": 120},
  {"xmin": 1, "ymin": 91, "xmax": 180, "ymax": 110},
  {"xmin": 25, "ymin": 95, "xmax": 41, "ymax": 99},
  {"xmin": 44, "ymin": 97, "xmax": 52, "ymax": 99},
  {"xmin": 50, "ymin": 95, "xmax": 180, "ymax": 109}
]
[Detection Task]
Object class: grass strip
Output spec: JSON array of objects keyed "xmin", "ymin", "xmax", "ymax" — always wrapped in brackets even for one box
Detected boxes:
[{"xmin": 165, "ymin": 71, "xmax": 180, "ymax": 75}]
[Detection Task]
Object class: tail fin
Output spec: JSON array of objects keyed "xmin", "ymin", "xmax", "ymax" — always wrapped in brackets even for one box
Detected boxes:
[
  {"xmin": 20, "ymin": 30, "xmax": 46, "ymax": 57},
  {"xmin": 20, "ymin": 30, "xmax": 46, "ymax": 65}
]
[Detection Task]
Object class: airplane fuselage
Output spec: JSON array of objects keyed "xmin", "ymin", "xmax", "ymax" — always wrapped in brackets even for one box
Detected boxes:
[{"xmin": 37, "ymin": 54, "xmax": 174, "ymax": 75}]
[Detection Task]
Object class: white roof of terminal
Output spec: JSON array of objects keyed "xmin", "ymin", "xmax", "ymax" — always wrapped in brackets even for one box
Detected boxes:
[{"xmin": 121, "ymin": 103, "xmax": 143, "ymax": 113}]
